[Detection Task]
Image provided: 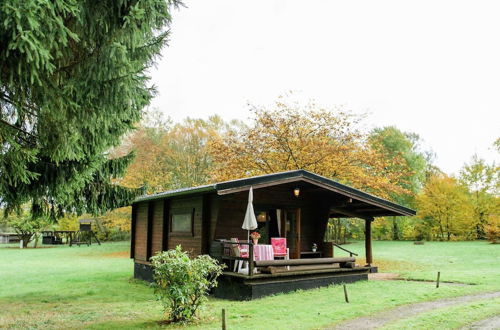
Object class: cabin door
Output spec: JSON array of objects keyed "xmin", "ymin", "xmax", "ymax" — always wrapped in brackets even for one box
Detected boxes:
[{"xmin": 283, "ymin": 208, "xmax": 301, "ymax": 259}]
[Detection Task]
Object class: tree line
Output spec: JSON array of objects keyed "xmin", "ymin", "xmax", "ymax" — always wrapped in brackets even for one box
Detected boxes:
[
  {"xmin": 98, "ymin": 99, "xmax": 499, "ymax": 242},
  {"xmin": 3, "ymin": 98, "xmax": 498, "ymax": 244}
]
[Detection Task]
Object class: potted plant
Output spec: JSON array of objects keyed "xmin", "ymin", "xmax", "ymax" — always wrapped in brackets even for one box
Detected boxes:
[
  {"xmin": 250, "ymin": 231, "xmax": 261, "ymax": 245},
  {"xmin": 312, "ymin": 243, "xmax": 317, "ymax": 252}
]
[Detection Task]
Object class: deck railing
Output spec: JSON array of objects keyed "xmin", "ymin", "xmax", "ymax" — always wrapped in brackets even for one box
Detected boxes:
[
  {"xmin": 332, "ymin": 242, "xmax": 358, "ymax": 257},
  {"xmin": 213, "ymin": 240, "xmax": 358, "ymax": 276}
]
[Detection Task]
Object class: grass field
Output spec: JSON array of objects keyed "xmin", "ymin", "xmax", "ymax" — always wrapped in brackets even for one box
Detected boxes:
[{"xmin": 0, "ymin": 241, "xmax": 499, "ymax": 329}]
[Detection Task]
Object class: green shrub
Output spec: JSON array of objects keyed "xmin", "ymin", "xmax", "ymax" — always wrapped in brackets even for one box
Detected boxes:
[
  {"xmin": 150, "ymin": 246, "xmax": 224, "ymax": 323},
  {"xmin": 95, "ymin": 227, "xmax": 130, "ymax": 242}
]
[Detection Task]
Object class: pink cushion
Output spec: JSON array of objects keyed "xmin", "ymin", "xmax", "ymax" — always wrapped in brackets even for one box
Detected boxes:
[{"xmin": 271, "ymin": 237, "xmax": 287, "ymax": 255}]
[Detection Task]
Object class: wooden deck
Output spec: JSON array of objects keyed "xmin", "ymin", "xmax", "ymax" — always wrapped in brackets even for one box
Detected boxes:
[{"xmin": 214, "ymin": 266, "xmax": 371, "ymax": 300}]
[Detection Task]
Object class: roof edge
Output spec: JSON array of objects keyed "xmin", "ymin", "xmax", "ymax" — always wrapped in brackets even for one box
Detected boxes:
[
  {"xmin": 131, "ymin": 169, "xmax": 416, "ymax": 217},
  {"xmin": 134, "ymin": 185, "xmax": 216, "ymax": 203},
  {"xmin": 300, "ymin": 171, "xmax": 416, "ymax": 216}
]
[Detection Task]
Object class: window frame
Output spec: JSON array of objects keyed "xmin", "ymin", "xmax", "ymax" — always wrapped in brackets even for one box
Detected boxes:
[{"xmin": 169, "ymin": 208, "xmax": 195, "ymax": 237}]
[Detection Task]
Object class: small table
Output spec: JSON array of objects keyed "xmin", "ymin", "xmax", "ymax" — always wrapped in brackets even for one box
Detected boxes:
[
  {"xmin": 301, "ymin": 251, "xmax": 323, "ymax": 258},
  {"xmin": 253, "ymin": 244, "xmax": 274, "ymax": 261}
]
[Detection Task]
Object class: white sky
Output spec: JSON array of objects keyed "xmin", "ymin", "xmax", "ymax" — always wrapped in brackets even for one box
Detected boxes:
[{"xmin": 150, "ymin": 0, "xmax": 500, "ymax": 175}]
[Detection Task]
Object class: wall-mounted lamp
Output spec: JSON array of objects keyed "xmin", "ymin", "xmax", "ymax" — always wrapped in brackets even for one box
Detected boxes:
[{"xmin": 293, "ymin": 187, "xmax": 300, "ymax": 198}]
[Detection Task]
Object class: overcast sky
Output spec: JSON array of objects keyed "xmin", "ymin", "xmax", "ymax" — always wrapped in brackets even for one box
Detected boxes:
[{"xmin": 150, "ymin": 0, "xmax": 500, "ymax": 175}]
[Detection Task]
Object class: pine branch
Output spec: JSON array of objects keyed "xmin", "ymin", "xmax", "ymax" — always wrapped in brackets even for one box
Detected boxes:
[
  {"xmin": 0, "ymin": 92, "xmax": 39, "ymax": 118},
  {"xmin": 0, "ymin": 119, "xmax": 37, "ymax": 143}
]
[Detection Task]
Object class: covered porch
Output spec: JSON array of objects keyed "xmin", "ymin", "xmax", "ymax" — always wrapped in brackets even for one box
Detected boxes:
[
  {"xmin": 212, "ymin": 239, "xmax": 370, "ymax": 300},
  {"xmin": 207, "ymin": 171, "xmax": 414, "ymax": 299}
]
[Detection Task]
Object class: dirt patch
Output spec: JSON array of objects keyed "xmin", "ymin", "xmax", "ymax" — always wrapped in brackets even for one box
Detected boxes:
[
  {"xmin": 102, "ymin": 251, "xmax": 129, "ymax": 258},
  {"xmin": 368, "ymin": 273, "xmax": 401, "ymax": 281},
  {"xmin": 330, "ymin": 291, "xmax": 500, "ymax": 330},
  {"xmin": 356, "ymin": 258, "xmax": 425, "ymax": 273},
  {"xmin": 462, "ymin": 314, "xmax": 500, "ymax": 329}
]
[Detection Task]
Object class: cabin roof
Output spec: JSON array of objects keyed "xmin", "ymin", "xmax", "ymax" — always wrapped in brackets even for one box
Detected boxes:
[{"xmin": 134, "ymin": 170, "xmax": 416, "ymax": 218}]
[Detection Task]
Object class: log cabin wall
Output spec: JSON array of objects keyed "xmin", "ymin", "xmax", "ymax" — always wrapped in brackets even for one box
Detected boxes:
[
  {"xmin": 150, "ymin": 199, "xmax": 164, "ymax": 257},
  {"xmin": 201, "ymin": 194, "xmax": 218, "ymax": 254},
  {"xmin": 134, "ymin": 202, "xmax": 149, "ymax": 263},
  {"xmin": 167, "ymin": 196, "xmax": 203, "ymax": 255},
  {"xmin": 208, "ymin": 194, "xmax": 220, "ymax": 251},
  {"xmin": 132, "ymin": 195, "xmax": 206, "ymax": 264}
]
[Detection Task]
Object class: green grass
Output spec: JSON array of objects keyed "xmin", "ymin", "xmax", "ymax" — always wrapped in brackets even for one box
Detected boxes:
[
  {"xmin": 366, "ymin": 240, "xmax": 500, "ymax": 286},
  {"xmin": 0, "ymin": 241, "xmax": 498, "ymax": 329}
]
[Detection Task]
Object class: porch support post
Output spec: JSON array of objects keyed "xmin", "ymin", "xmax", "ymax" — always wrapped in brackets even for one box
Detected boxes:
[{"xmin": 365, "ymin": 219, "xmax": 373, "ymax": 266}]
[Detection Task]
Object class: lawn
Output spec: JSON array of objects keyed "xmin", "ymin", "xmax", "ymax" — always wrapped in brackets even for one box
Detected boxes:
[{"xmin": 0, "ymin": 241, "xmax": 498, "ymax": 329}]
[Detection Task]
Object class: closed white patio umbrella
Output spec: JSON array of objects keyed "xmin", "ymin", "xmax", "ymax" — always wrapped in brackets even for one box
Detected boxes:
[{"xmin": 242, "ymin": 186, "xmax": 258, "ymax": 243}]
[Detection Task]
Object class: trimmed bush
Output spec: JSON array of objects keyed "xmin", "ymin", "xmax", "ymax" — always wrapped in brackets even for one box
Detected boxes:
[{"xmin": 150, "ymin": 246, "xmax": 224, "ymax": 322}]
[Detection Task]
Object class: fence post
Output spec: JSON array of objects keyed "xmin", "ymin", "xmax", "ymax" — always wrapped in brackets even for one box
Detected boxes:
[
  {"xmin": 343, "ymin": 284, "xmax": 349, "ymax": 303},
  {"xmin": 222, "ymin": 308, "xmax": 226, "ymax": 330},
  {"xmin": 436, "ymin": 271, "xmax": 440, "ymax": 288}
]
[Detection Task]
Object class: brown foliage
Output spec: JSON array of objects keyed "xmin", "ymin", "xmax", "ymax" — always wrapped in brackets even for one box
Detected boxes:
[
  {"xmin": 209, "ymin": 99, "xmax": 411, "ymax": 198},
  {"xmin": 113, "ymin": 115, "xmax": 226, "ymax": 193},
  {"xmin": 485, "ymin": 215, "xmax": 500, "ymax": 243}
]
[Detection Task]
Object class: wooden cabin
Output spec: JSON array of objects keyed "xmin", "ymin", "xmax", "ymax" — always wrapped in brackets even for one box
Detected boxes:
[{"xmin": 130, "ymin": 170, "xmax": 415, "ymax": 299}]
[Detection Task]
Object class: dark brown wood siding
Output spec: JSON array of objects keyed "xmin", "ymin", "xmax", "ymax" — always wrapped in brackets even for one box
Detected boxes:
[
  {"xmin": 300, "ymin": 205, "xmax": 330, "ymax": 252},
  {"xmin": 168, "ymin": 196, "xmax": 203, "ymax": 255},
  {"xmin": 151, "ymin": 199, "xmax": 164, "ymax": 256},
  {"xmin": 134, "ymin": 202, "xmax": 149, "ymax": 262},
  {"xmin": 201, "ymin": 194, "xmax": 213, "ymax": 254},
  {"xmin": 130, "ymin": 204, "xmax": 137, "ymax": 258}
]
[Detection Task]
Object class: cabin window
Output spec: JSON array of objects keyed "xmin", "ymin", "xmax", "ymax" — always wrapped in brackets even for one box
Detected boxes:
[{"xmin": 170, "ymin": 208, "xmax": 194, "ymax": 235}]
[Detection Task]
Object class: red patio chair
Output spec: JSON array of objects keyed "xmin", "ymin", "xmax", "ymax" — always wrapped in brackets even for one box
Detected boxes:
[{"xmin": 271, "ymin": 237, "xmax": 289, "ymax": 260}]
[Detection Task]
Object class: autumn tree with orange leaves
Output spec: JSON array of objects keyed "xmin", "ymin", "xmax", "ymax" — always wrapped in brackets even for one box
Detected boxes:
[
  {"xmin": 209, "ymin": 99, "xmax": 412, "ymax": 198},
  {"xmin": 115, "ymin": 113, "xmax": 228, "ymax": 193}
]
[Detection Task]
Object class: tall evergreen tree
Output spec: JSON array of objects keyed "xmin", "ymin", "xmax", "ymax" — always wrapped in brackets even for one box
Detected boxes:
[{"xmin": 0, "ymin": 0, "xmax": 180, "ymax": 218}]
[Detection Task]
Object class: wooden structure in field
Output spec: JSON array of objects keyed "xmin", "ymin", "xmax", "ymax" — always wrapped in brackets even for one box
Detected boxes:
[{"xmin": 130, "ymin": 170, "xmax": 415, "ymax": 299}]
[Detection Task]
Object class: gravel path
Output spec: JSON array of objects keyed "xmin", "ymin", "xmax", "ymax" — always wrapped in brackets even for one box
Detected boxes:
[
  {"xmin": 330, "ymin": 291, "xmax": 500, "ymax": 330},
  {"xmin": 462, "ymin": 315, "xmax": 500, "ymax": 330}
]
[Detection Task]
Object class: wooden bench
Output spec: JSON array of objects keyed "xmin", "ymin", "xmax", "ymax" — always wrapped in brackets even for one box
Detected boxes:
[{"xmin": 255, "ymin": 257, "xmax": 356, "ymax": 274}]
